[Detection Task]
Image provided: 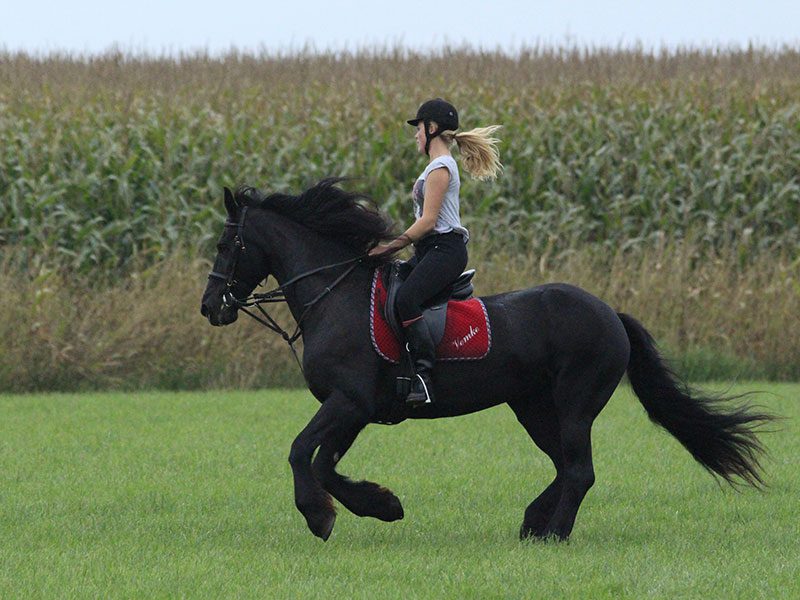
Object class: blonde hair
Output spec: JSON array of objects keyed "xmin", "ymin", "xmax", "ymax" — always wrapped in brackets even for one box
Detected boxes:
[{"xmin": 440, "ymin": 125, "xmax": 503, "ymax": 181}]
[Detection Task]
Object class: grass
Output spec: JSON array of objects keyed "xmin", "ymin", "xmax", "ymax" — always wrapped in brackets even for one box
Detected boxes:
[{"xmin": 0, "ymin": 384, "xmax": 797, "ymax": 598}]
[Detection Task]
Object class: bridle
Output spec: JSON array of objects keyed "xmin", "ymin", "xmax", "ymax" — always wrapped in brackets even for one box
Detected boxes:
[
  {"xmin": 208, "ymin": 205, "xmax": 250, "ymax": 300},
  {"xmin": 207, "ymin": 205, "xmax": 365, "ymax": 374}
]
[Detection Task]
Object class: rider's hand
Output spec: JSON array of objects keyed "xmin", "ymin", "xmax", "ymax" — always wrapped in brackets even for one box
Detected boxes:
[
  {"xmin": 369, "ymin": 243, "xmax": 396, "ymax": 257},
  {"xmin": 369, "ymin": 235, "xmax": 412, "ymax": 257}
]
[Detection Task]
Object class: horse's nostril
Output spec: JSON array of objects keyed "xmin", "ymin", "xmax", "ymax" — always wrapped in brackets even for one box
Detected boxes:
[{"xmin": 200, "ymin": 303, "xmax": 209, "ymax": 317}]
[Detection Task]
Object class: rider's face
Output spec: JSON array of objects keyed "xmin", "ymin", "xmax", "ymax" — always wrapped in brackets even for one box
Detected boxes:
[
  {"xmin": 415, "ymin": 121, "xmax": 437, "ymax": 154},
  {"xmin": 415, "ymin": 122, "xmax": 426, "ymax": 154}
]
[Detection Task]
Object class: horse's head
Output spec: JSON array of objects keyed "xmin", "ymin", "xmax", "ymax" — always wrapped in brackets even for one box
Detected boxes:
[{"xmin": 200, "ymin": 187, "xmax": 268, "ymax": 326}]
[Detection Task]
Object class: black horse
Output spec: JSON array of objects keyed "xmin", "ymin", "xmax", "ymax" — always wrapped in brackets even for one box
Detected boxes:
[{"xmin": 200, "ymin": 179, "xmax": 771, "ymax": 542}]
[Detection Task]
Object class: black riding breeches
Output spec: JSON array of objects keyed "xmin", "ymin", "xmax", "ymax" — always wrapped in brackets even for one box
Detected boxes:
[{"xmin": 395, "ymin": 232, "xmax": 468, "ymax": 324}]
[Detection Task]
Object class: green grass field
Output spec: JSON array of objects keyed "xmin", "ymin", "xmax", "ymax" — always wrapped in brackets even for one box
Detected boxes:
[{"xmin": 1, "ymin": 384, "xmax": 797, "ymax": 599}]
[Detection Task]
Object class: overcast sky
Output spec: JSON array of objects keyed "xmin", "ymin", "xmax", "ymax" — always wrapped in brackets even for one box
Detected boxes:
[{"xmin": 2, "ymin": 0, "xmax": 799, "ymax": 55}]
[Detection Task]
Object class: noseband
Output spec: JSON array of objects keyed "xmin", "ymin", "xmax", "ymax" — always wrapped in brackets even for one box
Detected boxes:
[{"xmin": 207, "ymin": 205, "xmax": 365, "ymax": 373}]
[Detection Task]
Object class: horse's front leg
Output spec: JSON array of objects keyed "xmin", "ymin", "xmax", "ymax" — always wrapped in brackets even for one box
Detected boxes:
[
  {"xmin": 288, "ymin": 391, "xmax": 367, "ymax": 540},
  {"xmin": 313, "ymin": 429, "xmax": 404, "ymax": 523}
]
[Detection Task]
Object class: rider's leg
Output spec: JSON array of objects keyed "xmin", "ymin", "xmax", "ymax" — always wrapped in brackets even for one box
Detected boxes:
[
  {"xmin": 401, "ymin": 316, "xmax": 437, "ymax": 405},
  {"xmin": 395, "ymin": 233, "xmax": 468, "ymax": 405}
]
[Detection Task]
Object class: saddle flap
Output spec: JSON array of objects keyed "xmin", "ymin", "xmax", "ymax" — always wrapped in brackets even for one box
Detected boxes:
[
  {"xmin": 422, "ymin": 303, "xmax": 447, "ymax": 346},
  {"xmin": 382, "ymin": 262, "xmax": 407, "ymax": 339}
]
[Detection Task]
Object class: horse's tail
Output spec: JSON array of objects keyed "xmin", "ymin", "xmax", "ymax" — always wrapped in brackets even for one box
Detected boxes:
[{"xmin": 617, "ymin": 312, "xmax": 773, "ymax": 488}]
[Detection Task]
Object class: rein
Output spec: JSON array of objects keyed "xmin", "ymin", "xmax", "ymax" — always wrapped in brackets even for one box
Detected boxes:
[
  {"xmin": 233, "ymin": 256, "xmax": 364, "ymax": 373},
  {"xmin": 207, "ymin": 205, "xmax": 366, "ymax": 374}
]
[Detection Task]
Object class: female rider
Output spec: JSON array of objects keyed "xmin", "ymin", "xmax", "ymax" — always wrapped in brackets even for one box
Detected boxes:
[{"xmin": 369, "ymin": 98, "xmax": 502, "ymax": 406}]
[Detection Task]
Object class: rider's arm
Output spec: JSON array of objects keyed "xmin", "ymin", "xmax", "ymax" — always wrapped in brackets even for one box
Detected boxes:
[
  {"xmin": 369, "ymin": 167, "xmax": 450, "ymax": 255},
  {"xmin": 403, "ymin": 167, "xmax": 449, "ymax": 242}
]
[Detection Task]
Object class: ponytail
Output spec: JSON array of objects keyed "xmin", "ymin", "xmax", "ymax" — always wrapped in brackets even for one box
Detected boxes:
[{"xmin": 442, "ymin": 125, "xmax": 503, "ymax": 181}]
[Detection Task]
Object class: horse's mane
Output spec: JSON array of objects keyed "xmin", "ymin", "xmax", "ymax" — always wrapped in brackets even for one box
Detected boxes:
[{"xmin": 235, "ymin": 178, "xmax": 395, "ymax": 254}]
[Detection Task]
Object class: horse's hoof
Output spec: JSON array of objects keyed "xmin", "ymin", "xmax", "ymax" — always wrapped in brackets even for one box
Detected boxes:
[
  {"xmin": 318, "ymin": 514, "xmax": 336, "ymax": 541},
  {"xmin": 520, "ymin": 526, "xmax": 569, "ymax": 543},
  {"xmin": 309, "ymin": 511, "xmax": 336, "ymax": 541},
  {"xmin": 519, "ymin": 524, "xmax": 538, "ymax": 540},
  {"xmin": 379, "ymin": 494, "xmax": 404, "ymax": 522},
  {"xmin": 520, "ymin": 523, "xmax": 561, "ymax": 542}
]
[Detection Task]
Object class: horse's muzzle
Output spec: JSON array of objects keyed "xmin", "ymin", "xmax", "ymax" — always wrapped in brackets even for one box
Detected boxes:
[
  {"xmin": 200, "ymin": 300, "xmax": 238, "ymax": 326},
  {"xmin": 200, "ymin": 300, "xmax": 219, "ymax": 326}
]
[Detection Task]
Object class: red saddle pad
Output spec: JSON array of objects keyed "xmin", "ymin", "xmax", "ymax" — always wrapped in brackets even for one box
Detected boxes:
[{"xmin": 369, "ymin": 269, "xmax": 491, "ymax": 364}]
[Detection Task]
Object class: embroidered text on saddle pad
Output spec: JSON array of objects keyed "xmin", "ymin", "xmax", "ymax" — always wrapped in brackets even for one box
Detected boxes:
[{"xmin": 369, "ymin": 269, "xmax": 491, "ymax": 364}]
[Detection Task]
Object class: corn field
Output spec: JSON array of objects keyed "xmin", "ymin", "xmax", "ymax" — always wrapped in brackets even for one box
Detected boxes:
[{"xmin": 1, "ymin": 47, "xmax": 799, "ymax": 276}]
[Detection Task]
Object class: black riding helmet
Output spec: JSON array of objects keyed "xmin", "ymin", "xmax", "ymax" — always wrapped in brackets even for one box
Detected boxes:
[{"xmin": 407, "ymin": 98, "xmax": 459, "ymax": 155}]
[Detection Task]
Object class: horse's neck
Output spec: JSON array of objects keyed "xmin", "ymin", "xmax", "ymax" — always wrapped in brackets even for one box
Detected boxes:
[{"xmin": 260, "ymin": 212, "xmax": 368, "ymax": 321}]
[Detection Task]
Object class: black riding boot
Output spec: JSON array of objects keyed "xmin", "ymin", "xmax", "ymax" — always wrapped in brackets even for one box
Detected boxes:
[{"xmin": 403, "ymin": 318, "xmax": 436, "ymax": 406}]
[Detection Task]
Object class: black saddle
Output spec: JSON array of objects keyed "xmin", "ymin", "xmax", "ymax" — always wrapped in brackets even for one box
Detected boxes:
[{"xmin": 382, "ymin": 261, "xmax": 476, "ymax": 347}]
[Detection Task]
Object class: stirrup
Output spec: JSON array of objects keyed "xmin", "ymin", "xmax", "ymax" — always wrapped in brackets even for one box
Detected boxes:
[{"xmin": 406, "ymin": 373, "xmax": 434, "ymax": 406}]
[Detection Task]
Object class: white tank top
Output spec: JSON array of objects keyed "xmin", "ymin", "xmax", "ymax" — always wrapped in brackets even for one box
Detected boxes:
[{"xmin": 411, "ymin": 155, "xmax": 469, "ymax": 242}]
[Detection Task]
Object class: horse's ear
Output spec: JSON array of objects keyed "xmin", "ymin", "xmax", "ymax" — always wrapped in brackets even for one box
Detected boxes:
[{"xmin": 224, "ymin": 187, "xmax": 236, "ymax": 217}]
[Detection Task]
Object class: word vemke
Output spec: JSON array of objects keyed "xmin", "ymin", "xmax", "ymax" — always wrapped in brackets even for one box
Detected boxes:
[{"xmin": 452, "ymin": 325, "xmax": 480, "ymax": 350}]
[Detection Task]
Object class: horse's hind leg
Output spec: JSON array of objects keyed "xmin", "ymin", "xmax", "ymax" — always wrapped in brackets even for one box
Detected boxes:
[
  {"xmin": 539, "ymin": 369, "xmax": 619, "ymax": 541},
  {"xmin": 508, "ymin": 396, "xmax": 564, "ymax": 539},
  {"xmin": 312, "ymin": 430, "xmax": 404, "ymax": 522}
]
